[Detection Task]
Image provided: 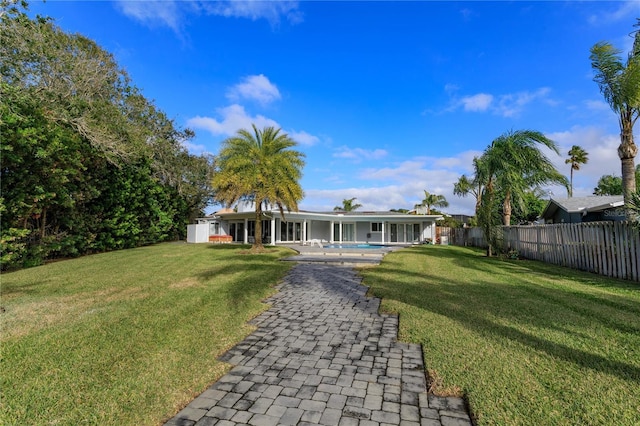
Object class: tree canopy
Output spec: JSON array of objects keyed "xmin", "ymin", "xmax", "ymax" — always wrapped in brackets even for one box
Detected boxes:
[
  {"xmin": 590, "ymin": 20, "xmax": 640, "ymax": 202},
  {"xmin": 1, "ymin": 2, "xmax": 213, "ymax": 269},
  {"xmin": 417, "ymin": 190, "xmax": 449, "ymax": 215},
  {"xmin": 565, "ymin": 145, "xmax": 589, "ymax": 197},
  {"xmin": 469, "ymin": 130, "xmax": 567, "ymax": 255},
  {"xmin": 593, "ymin": 165, "xmax": 640, "ymax": 195},
  {"xmin": 334, "ymin": 198, "xmax": 362, "ymax": 212},
  {"xmin": 212, "ymin": 124, "xmax": 305, "ymax": 252}
]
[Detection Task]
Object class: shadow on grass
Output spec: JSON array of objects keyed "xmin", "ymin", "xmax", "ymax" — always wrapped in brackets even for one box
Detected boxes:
[
  {"xmin": 195, "ymin": 249, "xmax": 294, "ymax": 316},
  {"xmin": 366, "ymin": 246, "xmax": 640, "ymax": 383}
]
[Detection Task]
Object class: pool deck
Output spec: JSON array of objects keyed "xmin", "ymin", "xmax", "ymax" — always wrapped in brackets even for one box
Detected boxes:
[{"xmin": 280, "ymin": 244, "xmax": 410, "ymax": 266}]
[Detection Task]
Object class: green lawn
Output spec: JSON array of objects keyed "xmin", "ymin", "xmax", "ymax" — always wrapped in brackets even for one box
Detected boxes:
[
  {"xmin": 361, "ymin": 245, "xmax": 640, "ymax": 426},
  {"xmin": 1, "ymin": 243, "xmax": 295, "ymax": 425}
]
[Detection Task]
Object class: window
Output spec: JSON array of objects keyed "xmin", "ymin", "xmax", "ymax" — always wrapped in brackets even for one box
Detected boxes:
[
  {"xmin": 209, "ymin": 222, "xmax": 220, "ymax": 235},
  {"xmin": 371, "ymin": 222, "xmax": 383, "ymax": 232}
]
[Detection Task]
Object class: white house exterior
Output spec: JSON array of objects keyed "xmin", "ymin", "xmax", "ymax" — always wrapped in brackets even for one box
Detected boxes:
[{"xmin": 189, "ymin": 205, "xmax": 442, "ymax": 245}]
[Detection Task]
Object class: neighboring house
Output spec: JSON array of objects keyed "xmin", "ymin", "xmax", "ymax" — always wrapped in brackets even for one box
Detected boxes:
[
  {"xmin": 187, "ymin": 202, "xmax": 443, "ymax": 245},
  {"xmin": 540, "ymin": 196, "xmax": 626, "ymax": 224}
]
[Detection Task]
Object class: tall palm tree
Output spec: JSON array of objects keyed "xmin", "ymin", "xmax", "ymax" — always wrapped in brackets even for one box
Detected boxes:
[
  {"xmin": 212, "ymin": 124, "xmax": 305, "ymax": 252},
  {"xmin": 481, "ymin": 130, "xmax": 568, "ymax": 226},
  {"xmin": 419, "ymin": 190, "xmax": 449, "ymax": 215},
  {"xmin": 334, "ymin": 197, "xmax": 362, "ymax": 212},
  {"xmin": 590, "ymin": 21, "xmax": 640, "ymax": 202},
  {"xmin": 565, "ymin": 145, "xmax": 589, "ymax": 197}
]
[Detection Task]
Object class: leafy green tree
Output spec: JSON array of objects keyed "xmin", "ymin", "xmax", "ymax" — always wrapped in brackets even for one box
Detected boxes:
[
  {"xmin": 510, "ymin": 189, "xmax": 547, "ymax": 224},
  {"xmin": 1, "ymin": 2, "xmax": 214, "ymax": 269},
  {"xmin": 474, "ymin": 130, "xmax": 567, "ymax": 255},
  {"xmin": 212, "ymin": 125, "xmax": 305, "ymax": 252},
  {"xmin": 565, "ymin": 145, "xmax": 589, "ymax": 197},
  {"xmin": 593, "ymin": 165, "xmax": 640, "ymax": 195},
  {"xmin": 590, "ymin": 21, "xmax": 640, "ymax": 202},
  {"xmin": 334, "ymin": 198, "xmax": 362, "ymax": 212},
  {"xmin": 418, "ymin": 190, "xmax": 449, "ymax": 215},
  {"xmin": 594, "ymin": 175, "xmax": 623, "ymax": 195},
  {"xmin": 481, "ymin": 130, "xmax": 567, "ymax": 226}
]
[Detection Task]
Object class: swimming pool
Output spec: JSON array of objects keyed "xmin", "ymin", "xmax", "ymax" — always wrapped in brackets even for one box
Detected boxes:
[{"xmin": 324, "ymin": 243, "xmax": 388, "ymax": 249}]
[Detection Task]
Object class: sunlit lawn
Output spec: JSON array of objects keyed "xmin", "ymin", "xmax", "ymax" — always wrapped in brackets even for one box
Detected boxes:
[
  {"xmin": 361, "ymin": 245, "xmax": 640, "ymax": 426},
  {"xmin": 1, "ymin": 243, "xmax": 295, "ymax": 425}
]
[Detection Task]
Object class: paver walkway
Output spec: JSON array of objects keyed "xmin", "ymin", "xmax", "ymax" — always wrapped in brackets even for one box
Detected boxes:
[{"xmin": 164, "ymin": 262, "xmax": 472, "ymax": 426}]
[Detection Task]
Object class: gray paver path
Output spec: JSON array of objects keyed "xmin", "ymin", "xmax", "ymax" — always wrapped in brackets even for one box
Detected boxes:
[{"xmin": 164, "ymin": 263, "xmax": 472, "ymax": 426}]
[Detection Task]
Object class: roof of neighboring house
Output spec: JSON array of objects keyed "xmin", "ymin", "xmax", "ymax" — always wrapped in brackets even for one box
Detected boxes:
[
  {"xmin": 540, "ymin": 195, "xmax": 624, "ymax": 219},
  {"xmin": 215, "ymin": 207, "xmax": 235, "ymax": 214}
]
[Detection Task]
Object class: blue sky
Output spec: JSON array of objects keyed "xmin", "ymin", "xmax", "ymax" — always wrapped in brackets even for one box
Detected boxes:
[{"xmin": 29, "ymin": 0, "xmax": 640, "ymax": 215}]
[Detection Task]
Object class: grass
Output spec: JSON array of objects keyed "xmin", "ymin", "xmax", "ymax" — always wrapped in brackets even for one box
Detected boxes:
[
  {"xmin": 0, "ymin": 242, "xmax": 295, "ymax": 425},
  {"xmin": 360, "ymin": 245, "xmax": 640, "ymax": 426}
]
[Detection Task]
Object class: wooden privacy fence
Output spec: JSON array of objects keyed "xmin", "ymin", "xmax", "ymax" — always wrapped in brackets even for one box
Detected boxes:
[{"xmin": 438, "ymin": 222, "xmax": 640, "ymax": 282}]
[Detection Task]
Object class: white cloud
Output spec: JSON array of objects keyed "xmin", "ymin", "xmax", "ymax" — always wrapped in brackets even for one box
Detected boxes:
[
  {"xmin": 226, "ymin": 74, "xmax": 281, "ymax": 105},
  {"xmin": 589, "ymin": 0, "xmax": 640, "ymax": 25},
  {"xmin": 444, "ymin": 83, "xmax": 459, "ymax": 93},
  {"xmin": 585, "ymin": 99, "xmax": 611, "ymax": 112},
  {"xmin": 494, "ymin": 87, "xmax": 552, "ymax": 117},
  {"xmin": 200, "ymin": 0, "xmax": 303, "ymax": 26},
  {"xmin": 289, "ymin": 130, "xmax": 319, "ymax": 146},
  {"xmin": 461, "ymin": 93, "xmax": 493, "ymax": 112},
  {"xmin": 459, "ymin": 8, "xmax": 473, "ymax": 21},
  {"xmin": 544, "ymin": 126, "xmax": 621, "ymax": 197},
  {"xmin": 187, "ymin": 104, "xmax": 279, "ymax": 136},
  {"xmin": 446, "ymin": 87, "xmax": 554, "ymax": 118},
  {"xmin": 187, "ymin": 104, "xmax": 320, "ymax": 148},
  {"xmin": 115, "ymin": 0, "xmax": 302, "ymax": 31},
  {"xmin": 333, "ymin": 147, "xmax": 388, "ymax": 163},
  {"xmin": 301, "ymin": 170, "xmax": 476, "ymax": 215},
  {"xmin": 300, "ymin": 150, "xmax": 483, "ymax": 214},
  {"xmin": 182, "ymin": 140, "xmax": 208, "ymax": 155},
  {"xmin": 115, "ymin": 0, "xmax": 182, "ymax": 31}
]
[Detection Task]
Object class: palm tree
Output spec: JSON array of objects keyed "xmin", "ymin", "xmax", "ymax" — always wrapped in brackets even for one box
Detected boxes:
[
  {"xmin": 419, "ymin": 190, "xmax": 449, "ymax": 215},
  {"xmin": 565, "ymin": 145, "xmax": 589, "ymax": 197},
  {"xmin": 453, "ymin": 156, "xmax": 488, "ymax": 215},
  {"xmin": 212, "ymin": 124, "xmax": 305, "ymax": 252},
  {"xmin": 481, "ymin": 130, "xmax": 568, "ymax": 226},
  {"xmin": 334, "ymin": 197, "xmax": 362, "ymax": 212},
  {"xmin": 590, "ymin": 21, "xmax": 640, "ymax": 202}
]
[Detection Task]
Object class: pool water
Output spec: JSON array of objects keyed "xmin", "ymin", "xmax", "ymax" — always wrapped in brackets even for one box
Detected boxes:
[{"xmin": 324, "ymin": 243, "xmax": 387, "ymax": 249}]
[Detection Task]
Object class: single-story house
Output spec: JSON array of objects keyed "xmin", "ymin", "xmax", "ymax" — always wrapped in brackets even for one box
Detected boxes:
[
  {"xmin": 540, "ymin": 195, "xmax": 626, "ymax": 224},
  {"xmin": 187, "ymin": 202, "xmax": 443, "ymax": 245}
]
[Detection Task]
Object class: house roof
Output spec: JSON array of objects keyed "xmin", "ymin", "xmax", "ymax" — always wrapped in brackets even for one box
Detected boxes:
[
  {"xmin": 540, "ymin": 195, "xmax": 624, "ymax": 219},
  {"xmin": 201, "ymin": 209, "xmax": 443, "ymax": 223}
]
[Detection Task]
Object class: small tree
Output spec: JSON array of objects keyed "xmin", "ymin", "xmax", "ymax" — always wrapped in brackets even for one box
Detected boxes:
[
  {"xmin": 334, "ymin": 197, "xmax": 362, "ymax": 212},
  {"xmin": 565, "ymin": 145, "xmax": 589, "ymax": 197},
  {"xmin": 453, "ymin": 156, "xmax": 488, "ymax": 216},
  {"xmin": 418, "ymin": 190, "xmax": 449, "ymax": 215}
]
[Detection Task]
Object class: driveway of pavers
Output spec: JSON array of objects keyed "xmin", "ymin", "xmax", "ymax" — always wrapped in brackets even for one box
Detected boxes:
[{"xmin": 164, "ymin": 262, "xmax": 472, "ymax": 426}]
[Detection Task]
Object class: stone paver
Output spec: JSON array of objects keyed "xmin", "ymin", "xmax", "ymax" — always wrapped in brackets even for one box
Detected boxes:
[{"xmin": 164, "ymin": 262, "xmax": 472, "ymax": 425}]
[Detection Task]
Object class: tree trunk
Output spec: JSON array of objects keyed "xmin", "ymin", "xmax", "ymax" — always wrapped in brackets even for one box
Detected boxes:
[
  {"xmin": 619, "ymin": 126, "xmax": 638, "ymax": 203},
  {"xmin": 569, "ymin": 167, "xmax": 574, "ymax": 197},
  {"xmin": 502, "ymin": 191, "xmax": 511, "ymax": 226},
  {"xmin": 40, "ymin": 208, "xmax": 47, "ymax": 240},
  {"xmin": 253, "ymin": 200, "xmax": 265, "ymax": 252}
]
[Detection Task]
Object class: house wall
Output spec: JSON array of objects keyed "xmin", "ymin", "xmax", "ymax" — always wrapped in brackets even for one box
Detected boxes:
[
  {"xmin": 309, "ymin": 220, "xmax": 331, "ymax": 242},
  {"xmin": 194, "ymin": 216, "xmax": 439, "ymax": 244},
  {"xmin": 548, "ymin": 211, "xmax": 581, "ymax": 224},
  {"xmin": 187, "ymin": 224, "xmax": 209, "ymax": 243},
  {"xmin": 549, "ymin": 209, "xmax": 627, "ymax": 224}
]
